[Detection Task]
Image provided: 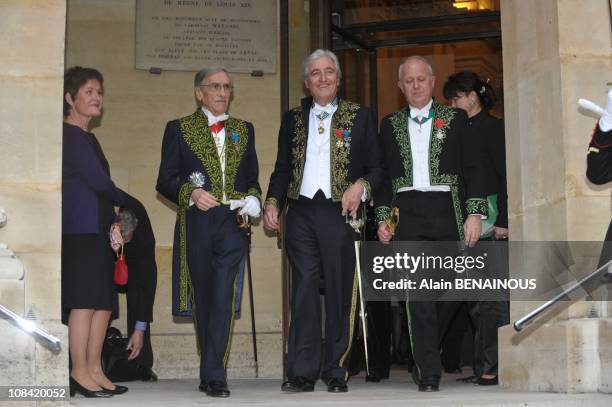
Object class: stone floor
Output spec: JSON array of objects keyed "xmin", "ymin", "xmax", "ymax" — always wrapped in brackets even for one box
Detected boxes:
[{"xmin": 68, "ymin": 371, "xmax": 612, "ymax": 407}]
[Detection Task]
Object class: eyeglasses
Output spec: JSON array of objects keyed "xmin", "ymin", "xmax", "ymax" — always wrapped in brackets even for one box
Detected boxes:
[{"xmin": 199, "ymin": 83, "xmax": 233, "ymax": 93}]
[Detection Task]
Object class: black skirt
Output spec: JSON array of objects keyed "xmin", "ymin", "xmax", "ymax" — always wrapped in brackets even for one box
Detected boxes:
[{"xmin": 61, "ymin": 203, "xmax": 116, "ymax": 323}]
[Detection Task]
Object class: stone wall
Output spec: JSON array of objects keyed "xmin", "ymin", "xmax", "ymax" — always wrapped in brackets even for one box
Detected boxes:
[
  {"xmin": 65, "ymin": 0, "xmax": 290, "ymax": 378},
  {"xmin": 0, "ymin": 0, "xmax": 68, "ymax": 395},
  {"xmin": 499, "ymin": 0, "xmax": 612, "ymax": 393}
]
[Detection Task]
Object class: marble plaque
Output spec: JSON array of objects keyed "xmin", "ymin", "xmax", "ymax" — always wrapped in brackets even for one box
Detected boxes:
[{"xmin": 136, "ymin": 0, "xmax": 276, "ymax": 73}]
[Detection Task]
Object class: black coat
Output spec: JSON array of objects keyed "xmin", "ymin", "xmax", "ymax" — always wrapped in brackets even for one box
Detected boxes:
[
  {"xmin": 265, "ymin": 97, "xmax": 384, "ymax": 211},
  {"xmin": 374, "ymin": 100, "xmax": 487, "ymax": 235},
  {"xmin": 121, "ymin": 192, "xmax": 157, "ymax": 323},
  {"xmin": 469, "ymin": 110, "xmax": 508, "ymax": 228},
  {"xmin": 587, "ymin": 127, "xmax": 612, "ymax": 262}
]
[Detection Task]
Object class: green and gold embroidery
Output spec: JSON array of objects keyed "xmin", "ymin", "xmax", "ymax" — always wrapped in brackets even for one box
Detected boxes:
[
  {"xmin": 428, "ymin": 101, "xmax": 464, "ymax": 238},
  {"xmin": 466, "ymin": 198, "xmax": 488, "ymax": 216},
  {"xmin": 375, "ymin": 205, "xmax": 392, "ymax": 223},
  {"xmin": 287, "ymin": 107, "xmax": 307, "ymax": 200},
  {"xmin": 330, "ymin": 100, "xmax": 359, "ymax": 200},
  {"xmin": 389, "ymin": 110, "xmax": 413, "ymax": 194},
  {"xmin": 264, "ymin": 197, "xmax": 280, "ymax": 211},
  {"xmin": 177, "ymin": 182, "xmax": 195, "ymax": 312},
  {"xmin": 223, "ymin": 117, "xmax": 250, "ymax": 200},
  {"xmin": 180, "ymin": 110, "xmax": 223, "ymax": 200}
]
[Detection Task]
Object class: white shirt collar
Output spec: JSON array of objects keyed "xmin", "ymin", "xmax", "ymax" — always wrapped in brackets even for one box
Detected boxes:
[
  {"xmin": 409, "ymin": 99, "xmax": 434, "ymax": 118},
  {"xmin": 201, "ymin": 107, "xmax": 229, "ymax": 125}
]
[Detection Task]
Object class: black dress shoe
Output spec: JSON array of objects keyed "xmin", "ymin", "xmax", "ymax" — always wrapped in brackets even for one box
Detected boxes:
[
  {"xmin": 199, "ymin": 380, "xmax": 230, "ymax": 397},
  {"xmin": 69, "ymin": 377, "xmax": 113, "ymax": 398},
  {"xmin": 101, "ymin": 384, "xmax": 128, "ymax": 395},
  {"xmin": 456, "ymin": 375, "xmax": 478, "ymax": 383},
  {"xmin": 281, "ymin": 376, "xmax": 314, "ymax": 392},
  {"xmin": 138, "ymin": 366, "xmax": 158, "ymax": 382},
  {"xmin": 418, "ymin": 376, "xmax": 440, "ymax": 392},
  {"xmin": 476, "ymin": 376, "xmax": 499, "ymax": 386},
  {"xmin": 326, "ymin": 378, "xmax": 348, "ymax": 393}
]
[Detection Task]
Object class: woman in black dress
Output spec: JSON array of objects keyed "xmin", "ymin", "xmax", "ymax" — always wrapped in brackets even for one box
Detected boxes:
[
  {"xmin": 62, "ymin": 67, "xmax": 127, "ymax": 397},
  {"xmin": 443, "ymin": 71, "xmax": 509, "ymax": 385}
]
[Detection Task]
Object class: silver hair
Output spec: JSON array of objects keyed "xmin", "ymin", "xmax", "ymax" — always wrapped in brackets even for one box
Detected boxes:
[
  {"xmin": 397, "ymin": 56, "xmax": 434, "ymax": 80},
  {"xmin": 303, "ymin": 49, "xmax": 342, "ymax": 80},
  {"xmin": 194, "ymin": 67, "xmax": 232, "ymax": 87},
  {"xmin": 118, "ymin": 208, "xmax": 138, "ymax": 238}
]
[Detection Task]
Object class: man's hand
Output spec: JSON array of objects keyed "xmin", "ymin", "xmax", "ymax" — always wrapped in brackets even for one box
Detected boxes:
[
  {"xmin": 263, "ymin": 204, "xmax": 280, "ymax": 231},
  {"xmin": 109, "ymin": 223, "xmax": 123, "ymax": 253},
  {"xmin": 240, "ymin": 196, "xmax": 261, "ymax": 218},
  {"xmin": 463, "ymin": 215, "xmax": 482, "ymax": 248},
  {"xmin": 342, "ymin": 182, "xmax": 365, "ymax": 216},
  {"xmin": 126, "ymin": 329, "xmax": 144, "ymax": 361},
  {"xmin": 190, "ymin": 188, "xmax": 220, "ymax": 211},
  {"xmin": 377, "ymin": 222, "xmax": 393, "ymax": 244},
  {"xmin": 492, "ymin": 226, "xmax": 508, "ymax": 240}
]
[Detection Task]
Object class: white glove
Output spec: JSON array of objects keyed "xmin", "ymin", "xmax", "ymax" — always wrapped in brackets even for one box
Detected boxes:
[
  {"xmin": 600, "ymin": 88, "xmax": 612, "ymax": 132},
  {"xmin": 239, "ymin": 195, "xmax": 261, "ymax": 218},
  {"xmin": 229, "ymin": 199, "xmax": 245, "ymax": 211}
]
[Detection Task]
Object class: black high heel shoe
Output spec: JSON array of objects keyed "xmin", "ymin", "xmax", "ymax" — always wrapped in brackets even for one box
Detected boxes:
[
  {"xmin": 101, "ymin": 384, "xmax": 128, "ymax": 395},
  {"xmin": 69, "ymin": 377, "xmax": 113, "ymax": 398}
]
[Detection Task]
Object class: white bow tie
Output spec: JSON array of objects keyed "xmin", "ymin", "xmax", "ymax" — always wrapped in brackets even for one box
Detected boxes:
[
  {"xmin": 208, "ymin": 113, "xmax": 229, "ymax": 126},
  {"xmin": 410, "ymin": 107, "xmax": 430, "ymax": 119}
]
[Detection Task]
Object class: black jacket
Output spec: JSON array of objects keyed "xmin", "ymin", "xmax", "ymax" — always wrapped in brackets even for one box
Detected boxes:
[
  {"xmin": 469, "ymin": 110, "xmax": 508, "ymax": 228},
  {"xmin": 265, "ymin": 97, "xmax": 384, "ymax": 211},
  {"xmin": 374, "ymin": 100, "xmax": 487, "ymax": 232},
  {"xmin": 121, "ymin": 192, "xmax": 157, "ymax": 323}
]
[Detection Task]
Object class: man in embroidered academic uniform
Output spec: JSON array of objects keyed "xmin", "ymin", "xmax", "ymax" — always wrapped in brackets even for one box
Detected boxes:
[
  {"xmin": 586, "ymin": 88, "xmax": 612, "ymax": 270},
  {"xmin": 156, "ymin": 68, "xmax": 261, "ymax": 398},
  {"xmin": 264, "ymin": 49, "xmax": 383, "ymax": 393},
  {"xmin": 376, "ymin": 57, "xmax": 487, "ymax": 392}
]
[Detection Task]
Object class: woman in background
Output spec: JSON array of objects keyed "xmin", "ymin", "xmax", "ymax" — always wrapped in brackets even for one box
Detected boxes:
[
  {"xmin": 442, "ymin": 71, "xmax": 509, "ymax": 386},
  {"xmin": 62, "ymin": 66, "xmax": 127, "ymax": 397}
]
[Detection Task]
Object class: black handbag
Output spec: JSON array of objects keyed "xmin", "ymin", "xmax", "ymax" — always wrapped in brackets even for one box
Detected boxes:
[{"xmin": 102, "ymin": 327, "xmax": 140, "ymax": 382}]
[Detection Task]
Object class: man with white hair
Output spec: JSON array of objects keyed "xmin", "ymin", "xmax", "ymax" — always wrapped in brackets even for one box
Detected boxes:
[
  {"xmin": 156, "ymin": 67, "xmax": 261, "ymax": 398},
  {"xmin": 264, "ymin": 49, "xmax": 383, "ymax": 393},
  {"xmin": 375, "ymin": 56, "xmax": 487, "ymax": 392}
]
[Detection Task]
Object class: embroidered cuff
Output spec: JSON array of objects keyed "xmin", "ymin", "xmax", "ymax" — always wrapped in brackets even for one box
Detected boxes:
[
  {"xmin": 356, "ymin": 178, "xmax": 371, "ymax": 202},
  {"xmin": 265, "ymin": 197, "xmax": 280, "ymax": 211},
  {"xmin": 466, "ymin": 198, "xmax": 488, "ymax": 217},
  {"xmin": 246, "ymin": 187, "xmax": 262, "ymax": 206},
  {"xmin": 375, "ymin": 206, "xmax": 391, "ymax": 223}
]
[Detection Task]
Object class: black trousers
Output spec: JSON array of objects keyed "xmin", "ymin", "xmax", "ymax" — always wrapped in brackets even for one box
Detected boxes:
[
  {"xmin": 285, "ymin": 192, "xmax": 358, "ymax": 382},
  {"xmin": 186, "ymin": 205, "xmax": 245, "ymax": 383},
  {"xmin": 394, "ymin": 191, "xmax": 460, "ymax": 380}
]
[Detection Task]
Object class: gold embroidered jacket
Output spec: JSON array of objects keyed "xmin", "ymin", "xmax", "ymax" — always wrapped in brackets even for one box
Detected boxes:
[
  {"xmin": 155, "ymin": 109, "xmax": 261, "ymax": 313},
  {"xmin": 265, "ymin": 97, "xmax": 384, "ymax": 211},
  {"xmin": 374, "ymin": 100, "xmax": 488, "ymax": 239}
]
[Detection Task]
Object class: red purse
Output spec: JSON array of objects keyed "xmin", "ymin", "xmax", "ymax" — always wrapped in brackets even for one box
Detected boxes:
[{"xmin": 113, "ymin": 245, "xmax": 128, "ymax": 285}]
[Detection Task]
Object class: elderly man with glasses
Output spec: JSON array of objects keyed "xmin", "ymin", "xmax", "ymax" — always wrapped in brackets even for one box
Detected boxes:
[{"xmin": 156, "ymin": 67, "xmax": 261, "ymax": 398}]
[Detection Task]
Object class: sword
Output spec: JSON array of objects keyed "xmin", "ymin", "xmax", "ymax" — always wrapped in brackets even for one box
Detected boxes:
[
  {"xmin": 513, "ymin": 259, "xmax": 612, "ymax": 331},
  {"xmin": 238, "ymin": 214, "xmax": 259, "ymax": 377},
  {"xmin": 347, "ymin": 212, "xmax": 370, "ymax": 377}
]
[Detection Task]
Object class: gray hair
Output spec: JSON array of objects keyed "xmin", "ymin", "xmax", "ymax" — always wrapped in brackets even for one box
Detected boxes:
[
  {"xmin": 397, "ymin": 56, "xmax": 434, "ymax": 80},
  {"xmin": 303, "ymin": 49, "xmax": 342, "ymax": 80},
  {"xmin": 194, "ymin": 67, "xmax": 232, "ymax": 87},
  {"xmin": 118, "ymin": 208, "xmax": 138, "ymax": 238}
]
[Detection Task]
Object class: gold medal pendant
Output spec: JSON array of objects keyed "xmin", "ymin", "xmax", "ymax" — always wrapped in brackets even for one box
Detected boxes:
[{"xmin": 318, "ymin": 124, "xmax": 325, "ymax": 134}]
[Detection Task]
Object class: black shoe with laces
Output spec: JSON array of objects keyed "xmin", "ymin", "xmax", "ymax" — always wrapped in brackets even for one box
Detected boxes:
[
  {"xmin": 326, "ymin": 378, "xmax": 348, "ymax": 393},
  {"xmin": 281, "ymin": 376, "xmax": 315, "ymax": 393},
  {"xmin": 198, "ymin": 380, "xmax": 230, "ymax": 397}
]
